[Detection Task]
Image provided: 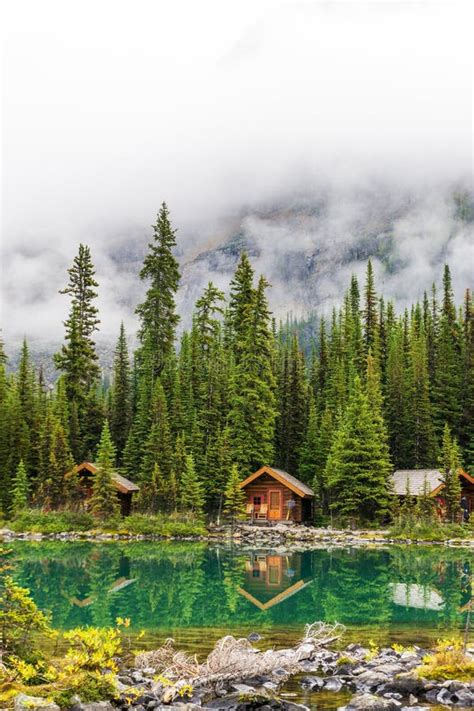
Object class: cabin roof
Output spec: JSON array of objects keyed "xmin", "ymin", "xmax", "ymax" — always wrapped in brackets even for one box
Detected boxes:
[
  {"xmin": 73, "ymin": 462, "xmax": 140, "ymax": 494},
  {"xmin": 239, "ymin": 465, "xmax": 314, "ymax": 498},
  {"xmin": 392, "ymin": 468, "xmax": 474, "ymax": 496}
]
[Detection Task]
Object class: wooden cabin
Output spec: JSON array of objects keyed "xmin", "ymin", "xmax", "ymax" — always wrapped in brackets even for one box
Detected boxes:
[
  {"xmin": 392, "ymin": 469, "xmax": 474, "ymax": 518},
  {"xmin": 239, "ymin": 465, "xmax": 314, "ymax": 523},
  {"xmin": 69, "ymin": 462, "xmax": 140, "ymax": 516}
]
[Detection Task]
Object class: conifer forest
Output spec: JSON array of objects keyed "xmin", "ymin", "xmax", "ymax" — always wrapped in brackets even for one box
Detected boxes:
[{"xmin": 1, "ymin": 202, "xmax": 473, "ymax": 526}]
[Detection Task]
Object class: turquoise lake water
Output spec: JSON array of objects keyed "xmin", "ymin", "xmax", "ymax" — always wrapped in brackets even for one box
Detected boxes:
[{"xmin": 7, "ymin": 541, "xmax": 473, "ymax": 654}]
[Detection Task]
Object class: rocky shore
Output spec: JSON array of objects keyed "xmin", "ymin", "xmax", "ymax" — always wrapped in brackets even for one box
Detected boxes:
[
  {"xmin": 1, "ymin": 523, "xmax": 473, "ymax": 549},
  {"xmin": 13, "ymin": 631, "xmax": 474, "ymax": 711}
]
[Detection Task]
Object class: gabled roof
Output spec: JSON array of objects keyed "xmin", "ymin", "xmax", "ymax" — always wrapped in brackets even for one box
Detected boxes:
[
  {"xmin": 72, "ymin": 462, "xmax": 140, "ymax": 493},
  {"xmin": 392, "ymin": 468, "xmax": 474, "ymax": 496},
  {"xmin": 239, "ymin": 465, "xmax": 314, "ymax": 498}
]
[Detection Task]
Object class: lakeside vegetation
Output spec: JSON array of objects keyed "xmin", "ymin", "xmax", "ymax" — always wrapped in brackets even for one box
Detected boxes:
[{"xmin": 0, "ymin": 202, "xmax": 473, "ymax": 531}]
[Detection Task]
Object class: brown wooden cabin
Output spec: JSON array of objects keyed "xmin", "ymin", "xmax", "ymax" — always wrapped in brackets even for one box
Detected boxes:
[
  {"xmin": 239, "ymin": 465, "xmax": 314, "ymax": 523},
  {"xmin": 69, "ymin": 462, "xmax": 140, "ymax": 516},
  {"xmin": 392, "ymin": 469, "xmax": 474, "ymax": 518}
]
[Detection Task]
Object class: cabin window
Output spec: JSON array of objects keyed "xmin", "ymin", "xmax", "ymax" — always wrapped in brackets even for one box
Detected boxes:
[{"xmin": 253, "ymin": 496, "xmax": 262, "ymax": 506}]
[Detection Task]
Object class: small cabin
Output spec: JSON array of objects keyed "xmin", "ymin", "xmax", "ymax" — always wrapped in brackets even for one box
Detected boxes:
[
  {"xmin": 392, "ymin": 469, "xmax": 474, "ymax": 517},
  {"xmin": 239, "ymin": 465, "xmax": 314, "ymax": 523},
  {"xmin": 69, "ymin": 462, "xmax": 140, "ymax": 516}
]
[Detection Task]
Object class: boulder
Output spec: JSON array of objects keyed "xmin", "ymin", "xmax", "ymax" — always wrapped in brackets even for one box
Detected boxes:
[
  {"xmin": 451, "ymin": 688, "xmax": 474, "ymax": 706},
  {"xmin": 354, "ymin": 670, "xmax": 389, "ymax": 690},
  {"xmin": 14, "ymin": 694, "xmax": 60, "ymax": 711},
  {"xmin": 70, "ymin": 704, "xmax": 116, "ymax": 711},
  {"xmin": 324, "ymin": 677, "xmax": 344, "ymax": 692},
  {"xmin": 344, "ymin": 693, "xmax": 401, "ymax": 710}
]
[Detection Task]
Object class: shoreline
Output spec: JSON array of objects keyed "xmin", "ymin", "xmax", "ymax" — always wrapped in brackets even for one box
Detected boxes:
[{"xmin": 2, "ymin": 523, "xmax": 474, "ymax": 548}]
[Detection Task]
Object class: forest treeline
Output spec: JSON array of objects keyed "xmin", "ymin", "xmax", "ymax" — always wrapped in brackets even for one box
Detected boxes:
[{"xmin": 0, "ymin": 203, "xmax": 473, "ymax": 522}]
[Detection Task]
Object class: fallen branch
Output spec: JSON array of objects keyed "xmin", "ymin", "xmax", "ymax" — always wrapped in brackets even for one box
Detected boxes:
[{"xmin": 135, "ymin": 621, "xmax": 345, "ymax": 702}]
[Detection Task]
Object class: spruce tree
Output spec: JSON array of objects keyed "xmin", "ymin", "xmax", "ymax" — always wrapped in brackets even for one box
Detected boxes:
[
  {"xmin": 228, "ymin": 275, "xmax": 277, "ymax": 476},
  {"xmin": 90, "ymin": 421, "xmax": 119, "ymax": 518},
  {"xmin": 54, "ymin": 244, "xmax": 100, "ymax": 459},
  {"xmin": 110, "ymin": 322, "xmax": 132, "ymax": 462},
  {"xmin": 223, "ymin": 464, "xmax": 246, "ymax": 524},
  {"xmin": 224, "ymin": 252, "xmax": 256, "ymax": 361},
  {"xmin": 363, "ymin": 259, "xmax": 378, "ymax": 356},
  {"xmin": 136, "ymin": 203, "xmax": 180, "ymax": 377},
  {"xmin": 439, "ymin": 423, "xmax": 462, "ymax": 523},
  {"xmin": 432, "ymin": 266, "xmax": 462, "ymax": 435},
  {"xmin": 10, "ymin": 459, "xmax": 29, "ymax": 516},
  {"xmin": 325, "ymin": 375, "xmax": 392, "ymax": 522},
  {"xmin": 179, "ymin": 454, "xmax": 205, "ymax": 517},
  {"xmin": 299, "ymin": 395, "xmax": 319, "ymax": 486},
  {"xmin": 408, "ymin": 329, "xmax": 437, "ymax": 467}
]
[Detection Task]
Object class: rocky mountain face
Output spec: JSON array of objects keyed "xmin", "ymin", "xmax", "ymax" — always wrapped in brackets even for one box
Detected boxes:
[{"xmin": 7, "ymin": 184, "xmax": 473, "ymax": 378}]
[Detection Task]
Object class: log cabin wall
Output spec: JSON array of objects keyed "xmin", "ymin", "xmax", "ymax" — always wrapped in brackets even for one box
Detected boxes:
[{"xmin": 243, "ymin": 474, "xmax": 304, "ymax": 522}]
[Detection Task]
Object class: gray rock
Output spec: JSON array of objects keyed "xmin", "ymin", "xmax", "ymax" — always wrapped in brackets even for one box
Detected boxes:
[
  {"xmin": 424, "ymin": 689, "xmax": 440, "ymax": 703},
  {"xmin": 355, "ymin": 670, "xmax": 389, "ymax": 690},
  {"xmin": 371, "ymin": 664, "xmax": 404, "ymax": 676},
  {"xmin": 345, "ymin": 692, "xmax": 401, "ymax": 710},
  {"xmin": 452, "ymin": 688, "xmax": 474, "ymax": 705},
  {"xmin": 14, "ymin": 694, "xmax": 60, "ymax": 711},
  {"xmin": 248, "ymin": 632, "xmax": 262, "ymax": 642},
  {"xmin": 70, "ymin": 704, "xmax": 116, "ymax": 711},
  {"xmin": 232, "ymin": 684, "xmax": 257, "ymax": 693},
  {"xmin": 436, "ymin": 687, "xmax": 453, "ymax": 705},
  {"xmin": 324, "ymin": 677, "xmax": 344, "ymax": 692}
]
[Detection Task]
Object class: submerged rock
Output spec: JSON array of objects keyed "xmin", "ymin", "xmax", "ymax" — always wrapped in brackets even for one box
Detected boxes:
[{"xmin": 343, "ymin": 692, "xmax": 401, "ymax": 709}]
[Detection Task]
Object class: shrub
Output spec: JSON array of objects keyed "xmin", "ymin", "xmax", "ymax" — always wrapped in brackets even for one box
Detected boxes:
[
  {"xmin": 115, "ymin": 513, "xmax": 206, "ymax": 537},
  {"xmin": 0, "ymin": 576, "xmax": 52, "ymax": 664},
  {"xmin": 8, "ymin": 510, "xmax": 95, "ymax": 534},
  {"xmin": 389, "ymin": 515, "xmax": 469, "ymax": 542},
  {"xmin": 417, "ymin": 638, "xmax": 474, "ymax": 681}
]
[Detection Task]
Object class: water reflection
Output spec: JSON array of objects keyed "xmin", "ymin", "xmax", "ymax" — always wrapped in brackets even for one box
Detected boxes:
[{"xmin": 8, "ymin": 543, "xmax": 473, "ymax": 640}]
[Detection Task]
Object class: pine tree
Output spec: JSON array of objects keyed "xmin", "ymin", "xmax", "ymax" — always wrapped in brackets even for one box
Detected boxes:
[
  {"xmin": 325, "ymin": 375, "xmax": 392, "ymax": 522},
  {"xmin": 228, "ymin": 275, "xmax": 277, "ymax": 476},
  {"xmin": 460, "ymin": 289, "xmax": 474, "ymax": 459},
  {"xmin": 432, "ymin": 265, "xmax": 462, "ymax": 435},
  {"xmin": 136, "ymin": 203, "xmax": 180, "ymax": 377},
  {"xmin": 407, "ymin": 329, "xmax": 437, "ymax": 467},
  {"xmin": 110, "ymin": 322, "xmax": 132, "ymax": 462},
  {"xmin": 54, "ymin": 244, "xmax": 100, "ymax": 459},
  {"xmin": 90, "ymin": 421, "xmax": 119, "ymax": 518},
  {"xmin": 439, "ymin": 423, "xmax": 462, "ymax": 523},
  {"xmin": 298, "ymin": 395, "xmax": 319, "ymax": 486},
  {"xmin": 363, "ymin": 259, "xmax": 378, "ymax": 356},
  {"xmin": 179, "ymin": 454, "xmax": 205, "ymax": 517},
  {"xmin": 224, "ymin": 252, "xmax": 256, "ymax": 361},
  {"xmin": 10, "ymin": 459, "xmax": 29, "ymax": 515},
  {"xmin": 223, "ymin": 464, "xmax": 246, "ymax": 524}
]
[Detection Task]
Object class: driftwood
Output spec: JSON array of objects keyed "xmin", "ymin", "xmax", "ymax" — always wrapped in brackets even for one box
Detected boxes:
[{"xmin": 135, "ymin": 621, "xmax": 345, "ymax": 701}]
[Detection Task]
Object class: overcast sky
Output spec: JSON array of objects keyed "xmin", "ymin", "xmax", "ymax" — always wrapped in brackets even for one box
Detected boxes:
[{"xmin": 1, "ymin": 0, "xmax": 472, "ymax": 345}]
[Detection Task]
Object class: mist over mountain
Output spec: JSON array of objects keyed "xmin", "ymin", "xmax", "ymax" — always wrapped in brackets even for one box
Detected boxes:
[{"xmin": 4, "ymin": 179, "xmax": 473, "ymax": 378}]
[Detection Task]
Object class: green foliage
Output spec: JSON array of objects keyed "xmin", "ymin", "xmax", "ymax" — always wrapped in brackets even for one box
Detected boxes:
[
  {"xmin": 325, "ymin": 375, "xmax": 392, "ymax": 523},
  {"xmin": 8, "ymin": 509, "xmax": 95, "ymax": 533},
  {"xmin": 440, "ymin": 423, "xmax": 462, "ymax": 522},
  {"xmin": 136, "ymin": 202, "xmax": 180, "ymax": 377},
  {"xmin": 10, "ymin": 460, "xmax": 29, "ymax": 516},
  {"xmin": 0, "ymin": 576, "xmax": 52, "ymax": 663},
  {"xmin": 223, "ymin": 464, "xmax": 246, "ymax": 523},
  {"xmin": 180, "ymin": 455, "xmax": 205, "ymax": 517},
  {"xmin": 417, "ymin": 638, "xmax": 474, "ymax": 681},
  {"xmin": 90, "ymin": 421, "xmax": 119, "ymax": 519}
]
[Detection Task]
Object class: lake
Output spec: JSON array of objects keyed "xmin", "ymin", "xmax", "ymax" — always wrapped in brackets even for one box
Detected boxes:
[{"xmin": 6, "ymin": 541, "xmax": 473, "ymax": 654}]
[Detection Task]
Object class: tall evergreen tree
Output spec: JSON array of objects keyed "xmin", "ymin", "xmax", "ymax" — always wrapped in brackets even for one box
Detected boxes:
[
  {"xmin": 363, "ymin": 259, "xmax": 378, "ymax": 356},
  {"xmin": 110, "ymin": 323, "xmax": 132, "ymax": 462},
  {"xmin": 432, "ymin": 265, "xmax": 462, "ymax": 435},
  {"xmin": 224, "ymin": 252, "xmax": 256, "ymax": 361},
  {"xmin": 10, "ymin": 459, "xmax": 29, "ymax": 515},
  {"xmin": 439, "ymin": 423, "xmax": 462, "ymax": 523},
  {"xmin": 223, "ymin": 464, "xmax": 246, "ymax": 524},
  {"xmin": 90, "ymin": 421, "xmax": 119, "ymax": 518},
  {"xmin": 136, "ymin": 203, "xmax": 180, "ymax": 376},
  {"xmin": 54, "ymin": 244, "xmax": 100, "ymax": 459},
  {"xmin": 325, "ymin": 375, "xmax": 392, "ymax": 522},
  {"xmin": 180, "ymin": 454, "xmax": 205, "ymax": 517},
  {"xmin": 228, "ymin": 276, "xmax": 277, "ymax": 476}
]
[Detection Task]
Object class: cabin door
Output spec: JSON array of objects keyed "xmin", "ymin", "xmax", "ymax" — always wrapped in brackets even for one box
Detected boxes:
[{"xmin": 268, "ymin": 490, "xmax": 282, "ymax": 520}]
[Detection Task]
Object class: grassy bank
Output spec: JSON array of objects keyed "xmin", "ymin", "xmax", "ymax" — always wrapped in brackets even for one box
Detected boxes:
[{"xmin": 1, "ymin": 509, "xmax": 207, "ymax": 538}]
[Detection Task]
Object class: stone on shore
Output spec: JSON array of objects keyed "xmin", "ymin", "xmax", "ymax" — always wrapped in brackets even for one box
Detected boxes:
[{"xmin": 14, "ymin": 694, "xmax": 60, "ymax": 711}]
